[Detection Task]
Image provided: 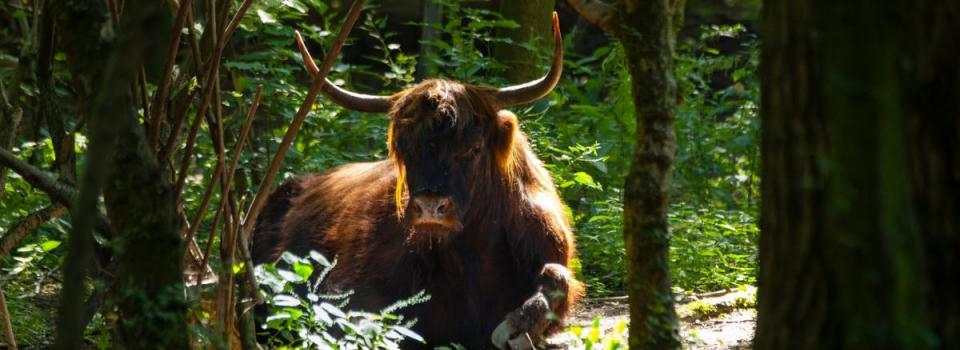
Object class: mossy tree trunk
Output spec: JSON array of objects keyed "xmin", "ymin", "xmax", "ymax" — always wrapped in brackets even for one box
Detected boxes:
[
  {"xmin": 494, "ymin": 0, "xmax": 555, "ymax": 83},
  {"xmin": 756, "ymin": 0, "xmax": 959, "ymax": 348},
  {"xmin": 616, "ymin": 1, "xmax": 682, "ymax": 348},
  {"xmin": 568, "ymin": 0, "xmax": 685, "ymax": 348},
  {"xmin": 53, "ymin": 1, "xmax": 187, "ymax": 348}
]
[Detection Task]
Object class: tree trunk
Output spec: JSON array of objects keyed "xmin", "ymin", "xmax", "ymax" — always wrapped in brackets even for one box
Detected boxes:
[
  {"xmin": 53, "ymin": 1, "xmax": 188, "ymax": 348},
  {"xmin": 494, "ymin": 0, "xmax": 555, "ymax": 83},
  {"xmin": 756, "ymin": 0, "xmax": 959, "ymax": 348},
  {"xmin": 567, "ymin": 0, "xmax": 684, "ymax": 347},
  {"xmin": 616, "ymin": 0, "xmax": 682, "ymax": 347},
  {"xmin": 415, "ymin": 0, "xmax": 442, "ymax": 80}
]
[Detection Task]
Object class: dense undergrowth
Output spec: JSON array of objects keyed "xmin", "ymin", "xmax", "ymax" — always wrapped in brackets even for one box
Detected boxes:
[{"xmin": 0, "ymin": 0, "xmax": 759, "ymax": 347}]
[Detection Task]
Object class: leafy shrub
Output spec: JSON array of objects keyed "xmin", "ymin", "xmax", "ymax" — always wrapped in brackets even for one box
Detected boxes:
[
  {"xmin": 567, "ymin": 317, "xmax": 628, "ymax": 350},
  {"xmin": 256, "ymin": 251, "xmax": 429, "ymax": 349}
]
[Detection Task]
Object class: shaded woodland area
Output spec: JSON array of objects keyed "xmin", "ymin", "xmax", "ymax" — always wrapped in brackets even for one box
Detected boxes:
[{"xmin": 0, "ymin": 0, "xmax": 957, "ymax": 349}]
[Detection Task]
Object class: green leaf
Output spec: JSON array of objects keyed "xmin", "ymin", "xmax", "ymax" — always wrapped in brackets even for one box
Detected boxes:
[
  {"xmin": 277, "ymin": 269, "xmax": 303, "ymax": 283},
  {"xmin": 257, "ymin": 9, "xmax": 277, "ymax": 24},
  {"xmin": 232, "ymin": 262, "xmax": 245, "ymax": 274},
  {"xmin": 293, "ymin": 261, "xmax": 314, "ymax": 280},
  {"xmin": 40, "ymin": 240, "xmax": 61, "ymax": 252},
  {"xmin": 274, "ymin": 294, "xmax": 301, "ymax": 307},
  {"xmin": 392, "ymin": 326, "xmax": 424, "ymax": 342},
  {"xmin": 573, "ymin": 172, "xmax": 600, "ymax": 189}
]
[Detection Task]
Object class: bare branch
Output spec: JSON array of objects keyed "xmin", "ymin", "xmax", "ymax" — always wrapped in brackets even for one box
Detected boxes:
[
  {"xmin": 0, "ymin": 147, "xmax": 78, "ymax": 206},
  {"xmin": 0, "ymin": 148, "xmax": 115, "ymax": 238},
  {"xmin": 566, "ymin": 0, "xmax": 618, "ymax": 33},
  {"xmin": 0, "ymin": 289, "xmax": 15, "ymax": 350},
  {"xmin": 159, "ymin": 88, "xmax": 196, "ymax": 163},
  {"xmin": 242, "ymin": 0, "xmax": 368, "ymax": 242},
  {"xmin": 187, "ymin": 85, "xmax": 263, "ymax": 247},
  {"xmin": 172, "ymin": 0, "xmax": 255, "ymax": 201},
  {"xmin": 0, "ymin": 205, "xmax": 68, "ymax": 258},
  {"xmin": 148, "ymin": 0, "xmax": 195, "ymax": 150}
]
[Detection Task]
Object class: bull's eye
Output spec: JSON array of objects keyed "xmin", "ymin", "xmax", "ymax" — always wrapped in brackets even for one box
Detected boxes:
[{"xmin": 458, "ymin": 144, "xmax": 482, "ymax": 161}]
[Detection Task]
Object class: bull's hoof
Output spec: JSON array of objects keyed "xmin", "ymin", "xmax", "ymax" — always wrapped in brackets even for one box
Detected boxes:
[
  {"xmin": 491, "ymin": 294, "xmax": 552, "ymax": 349},
  {"xmin": 491, "ymin": 319, "xmax": 539, "ymax": 350}
]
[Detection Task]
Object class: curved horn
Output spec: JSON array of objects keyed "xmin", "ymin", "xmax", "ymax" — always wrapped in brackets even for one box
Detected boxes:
[
  {"xmin": 295, "ymin": 31, "xmax": 393, "ymax": 113},
  {"xmin": 493, "ymin": 12, "xmax": 563, "ymax": 107},
  {"xmin": 319, "ymin": 79, "xmax": 393, "ymax": 113}
]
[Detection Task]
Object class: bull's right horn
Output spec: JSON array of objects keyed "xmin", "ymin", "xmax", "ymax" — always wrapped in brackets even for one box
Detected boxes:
[
  {"xmin": 491, "ymin": 12, "xmax": 563, "ymax": 108},
  {"xmin": 295, "ymin": 31, "xmax": 393, "ymax": 113}
]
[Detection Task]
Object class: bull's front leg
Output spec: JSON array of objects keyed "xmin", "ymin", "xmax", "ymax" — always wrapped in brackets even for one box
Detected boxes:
[{"xmin": 491, "ymin": 263, "xmax": 577, "ymax": 350}]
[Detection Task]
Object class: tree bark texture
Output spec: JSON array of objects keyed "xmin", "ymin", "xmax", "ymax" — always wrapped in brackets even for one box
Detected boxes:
[
  {"xmin": 567, "ymin": 1, "xmax": 684, "ymax": 348},
  {"xmin": 494, "ymin": 0, "xmax": 556, "ymax": 83},
  {"xmin": 757, "ymin": 0, "xmax": 959, "ymax": 348},
  {"xmin": 52, "ymin": 0, "xmax": 187, "ymax": 348},
  {"xmin": 616, "ymin": 0, "xmax": 682, "ymax": 348}
]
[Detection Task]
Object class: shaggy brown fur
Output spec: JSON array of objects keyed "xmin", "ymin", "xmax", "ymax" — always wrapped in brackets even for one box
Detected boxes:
[{"xmin": 253, "ymin": 79, "xmax": 581, "ymax": 348}]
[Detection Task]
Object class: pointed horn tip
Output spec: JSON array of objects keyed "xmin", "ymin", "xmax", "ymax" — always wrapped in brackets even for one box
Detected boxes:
[
  {"xmin": 294, "ymin": 31, "xmax": 319, "ymax": 75},
  {"xmin": 551, "ymin": 12, "xmax": 562, "ymax": 53},
  {"xmin": 552, "ymin": 12, "xmax": 560, "ymax": 38}
]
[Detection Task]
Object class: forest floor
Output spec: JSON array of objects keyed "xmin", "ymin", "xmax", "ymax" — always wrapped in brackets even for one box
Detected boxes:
[{"xmin": 559, "ymin": 286, "xmax": 757, "ymax": 349}]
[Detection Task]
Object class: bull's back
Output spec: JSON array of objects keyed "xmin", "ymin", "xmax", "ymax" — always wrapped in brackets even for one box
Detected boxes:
[{"xmin": 251, "ymin": 160, "xmax": 398, "ymax": 264}]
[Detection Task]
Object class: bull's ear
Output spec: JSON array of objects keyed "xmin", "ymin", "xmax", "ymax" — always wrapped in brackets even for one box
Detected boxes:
[{"xmin": 494, "ymin": 110, "xmax": 519, "ymax": 175}]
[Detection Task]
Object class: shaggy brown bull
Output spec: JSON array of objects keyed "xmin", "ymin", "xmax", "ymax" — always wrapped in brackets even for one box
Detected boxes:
[{"xmin": 253, "ymin": 13, "xmax": 581, "ymax": 349}]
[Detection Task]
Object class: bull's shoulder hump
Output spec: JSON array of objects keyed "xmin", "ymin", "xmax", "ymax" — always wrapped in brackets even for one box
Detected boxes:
[{"xmin": 296, "ymin": 160, "xmax": 397, "ymax": 202}]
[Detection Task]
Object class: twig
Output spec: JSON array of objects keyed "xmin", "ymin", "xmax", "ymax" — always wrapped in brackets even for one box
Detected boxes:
[
  {"xmin": 0, "ymin": 205, "xmax": 68, "ymax": 258},
  {"xmin": 241, "ymin": 0, "xmax": 368, "ymax": 242},
  {"xmin": 196, "ymin": 197, "xmax": 225, "ymax": 286},
  {"xmin": 172, "ymin": 0, "xmax": 255, "ymax": 201},
  {"xmin": 186, "ymin": 85, "xmax": 263, "ymax": 246},
  {"xmin": 0, "ymin": 288, "xmax": 16, "ymax": 350},
  {"xmin": 159, "ymin": 88, "xmax": 197, "ymax": 163},
  {"xmin": 184, "ymin": 84, "xmax": 261, "ymax": 288},
  {"xmin": 148, "ymin": 0, "xmax": 195, "ymax": 150},
  {"xmin": 185, "ymin": 162, "xmax": 224, "ymax": 242},
  {"xmin": 138, "ymin": 68, "xmax": 150, "ymax": 130}
]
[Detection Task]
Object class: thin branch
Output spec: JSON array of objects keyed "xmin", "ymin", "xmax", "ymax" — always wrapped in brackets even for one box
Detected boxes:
[
  {"xmin": 0, "ymin": 148, "xmax": 115, "ymax": 237},
  {"xmin": 185, "ymin": 85, "xmax": 262, "ymax": 246},
  {"xmin": 159, "ymin": 88, "xmax": 196, "ymax": 163},
  {"xmin": 0, "ymin": 288, "xmax": 16, "ymax": 350},
  {"xmin": 0, "ymin": 205, "xmax": 68, "ymax": 258},
  {"xmin": 138, "ymin": 68, "xmax": 150, "ymax": 130},
  {"xmin": 0, "ymin": 147, "xmax": 78, "ymax": 206},
  {"xmin": 566, "ymin": 0, "xmax": 618, "ymax": 33},
  {"xmin": 196, "ymin": 196, "xmax": 225, "ymax": 286},
  {"xmin": 186, "ymin": 161, "xmax": 224, "ymax": 240},
  {"xmin": 148, "ymin": 0, "xmax": 195, "ymax": 150},
  {"xmin": 241, "ymin": 0, "xmax": 368, "ymax": 242},
  {"xmin": 172, "ymin": 0, "xmax": 255, "ymax": 201}
]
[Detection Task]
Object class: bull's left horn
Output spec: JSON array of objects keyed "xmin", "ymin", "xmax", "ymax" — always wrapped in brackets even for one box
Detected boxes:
[{"xmin": 492, "ymin": 12, "xmax": 563, "ymax": 107}]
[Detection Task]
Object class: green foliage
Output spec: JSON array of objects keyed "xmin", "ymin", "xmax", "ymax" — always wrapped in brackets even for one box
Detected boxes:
[
  {"xmin": 567, "ymin": 317, "xmax": 628, "ymax": 350},
  {"xmin": 670, "ymin": 25, "xmax": 760, "ymax": 291},
  {"xmin": 0, "ymin": 1, "xmax": 762, "ymax": 346},
  {"xmin": 416, "ymin": 0, "xmax": 517, "ymax": 83},
  {"xmin": 522, "ymin": 23, "xmax": 760, "ymax": 294},
  {"xmin": 255, "ymin": 251, "xmax": 428, "ymax": 349}
]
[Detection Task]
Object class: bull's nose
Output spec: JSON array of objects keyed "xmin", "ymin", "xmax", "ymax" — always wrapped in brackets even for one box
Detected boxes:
[{"xmin": 412, "ymin": 195, "xmax": 453, "ymax": 223}]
